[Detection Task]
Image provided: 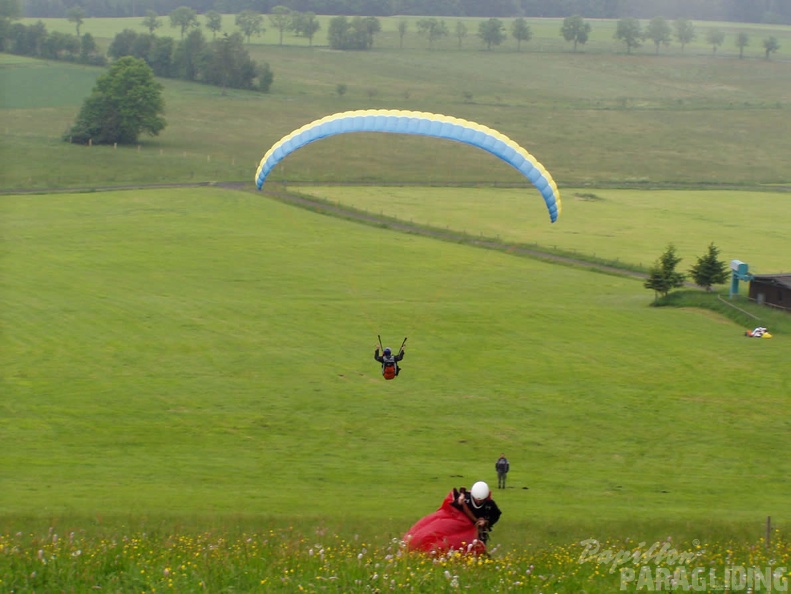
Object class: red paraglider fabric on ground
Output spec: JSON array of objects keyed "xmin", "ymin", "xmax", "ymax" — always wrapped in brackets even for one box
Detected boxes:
[{"xmin": 402, "ymin": 491, "xmax": 486, "ymax": 555}]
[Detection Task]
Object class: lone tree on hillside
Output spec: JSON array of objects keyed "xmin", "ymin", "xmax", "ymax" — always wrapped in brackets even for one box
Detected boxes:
[
  {"xmin": 64, "ymin": 57, "xmax": 166, "ymax": 145},
  {"xmin": 644, "ymin": 244, "xmax": 686, "ymax": 303},
  {"xmin": 689, "ymin": 243, "xmax": 729, "ymax": 292},
  {"xmin": 560, "ymin": 14, "xmax": 591, "ymax": 52}
]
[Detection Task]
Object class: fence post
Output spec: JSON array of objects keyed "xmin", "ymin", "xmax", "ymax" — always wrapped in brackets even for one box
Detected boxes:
[{"xmin": 766, "ymin": 516, "xmax": 771, "ymax": 550}]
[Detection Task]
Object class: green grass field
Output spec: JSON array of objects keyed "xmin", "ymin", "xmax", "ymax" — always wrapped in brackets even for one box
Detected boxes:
[
  {"xmin": 2, "ymin": 187, "xmax": 789, "ymax": 590},
  {"xmin": 1, "ymin": 18, "xmax": 790, "ymax": 590},
  {"xmin": 295, "ymin": 186, "xmax": 791, "ymax": 273},
  {"xmin": 2, "ymin": 187, "xmax": 789, "ymax": 522}
]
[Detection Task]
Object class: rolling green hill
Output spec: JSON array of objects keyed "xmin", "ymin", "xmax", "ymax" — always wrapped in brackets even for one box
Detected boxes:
[{"xmin": 2, "ymin": 188, "xmax": 788, "ymax": 535}]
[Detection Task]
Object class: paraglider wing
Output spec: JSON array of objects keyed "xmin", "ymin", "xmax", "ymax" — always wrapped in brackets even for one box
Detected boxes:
[
  {"xmin": 255, "ymin": 109, "xmax": 561, "ymax": 223},
  {"xmin": 402, "ymin": 491, "xmax": 486, "ymax": 555}
]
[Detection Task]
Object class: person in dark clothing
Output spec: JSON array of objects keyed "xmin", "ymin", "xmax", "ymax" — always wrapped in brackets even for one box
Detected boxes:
[
  {"xmin": 452, "ymin": 481, "xmax": 501, "ymax": 544},
  {"xmin": 495, "ymin": 454, "xmax": 510, "ymax": 489},
  {"xmin": 374, "ymin": 345, "xmax": 405, "ymax": 380}
]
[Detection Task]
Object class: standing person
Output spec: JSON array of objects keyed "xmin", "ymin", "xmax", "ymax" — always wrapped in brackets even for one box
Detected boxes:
[
  {"xmin": 495, "ymin": 453, "xmax": 510, "ymax": 489},
  {"xmin": 374, "ymin": 344, "xmax": 405, "ymax": 380},
  {"xmin": 452, "ymin": 481, "xmax": 501, "ymax": 544}
]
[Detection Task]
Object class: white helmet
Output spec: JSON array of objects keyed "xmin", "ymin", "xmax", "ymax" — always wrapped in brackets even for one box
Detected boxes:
[{"xmin": 471, "ymin": 481, "xmax": 490, "ymax": 501}]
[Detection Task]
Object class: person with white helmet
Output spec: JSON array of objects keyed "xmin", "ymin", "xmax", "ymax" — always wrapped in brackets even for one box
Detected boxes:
[
  {"xmin": 403, "ymin": 480, "xmax": 503, "ymax": 555},
  {"xmin": 452, "ymin": 481, "xmax": 502, "ymax": 544}
]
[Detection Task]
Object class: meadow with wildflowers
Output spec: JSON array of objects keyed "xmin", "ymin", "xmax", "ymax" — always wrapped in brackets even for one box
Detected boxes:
[{"xmin": 1, "ymin": 524, "xmax": 789, "ymax": 592}]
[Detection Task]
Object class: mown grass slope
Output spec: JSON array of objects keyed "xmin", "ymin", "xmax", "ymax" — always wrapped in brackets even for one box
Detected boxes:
[{"xmin": 2, "ymin": 188, "xmax": 788, "ymax": 542}]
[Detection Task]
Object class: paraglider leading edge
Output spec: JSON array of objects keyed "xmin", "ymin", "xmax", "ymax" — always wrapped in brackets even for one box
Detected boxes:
[{"xmin": 255, "ymin": 109, "xmax": 561, "ymax": 223}]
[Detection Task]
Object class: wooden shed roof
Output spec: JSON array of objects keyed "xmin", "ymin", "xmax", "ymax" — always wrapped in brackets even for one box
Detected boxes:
[{"xmin": 751, "ymin": 274, "xmax": 791, "ymax": 290}]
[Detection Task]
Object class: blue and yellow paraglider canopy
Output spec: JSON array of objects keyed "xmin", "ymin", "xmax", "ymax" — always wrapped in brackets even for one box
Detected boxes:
[{"xmin": 254, "ymin": 109, "xmax": 561, "ymax": 223}]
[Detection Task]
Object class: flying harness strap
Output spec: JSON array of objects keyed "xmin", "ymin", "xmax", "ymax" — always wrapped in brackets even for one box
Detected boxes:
[{"xmin": 382, "ymin": 354, "xmax": 398, "ymax": 380}]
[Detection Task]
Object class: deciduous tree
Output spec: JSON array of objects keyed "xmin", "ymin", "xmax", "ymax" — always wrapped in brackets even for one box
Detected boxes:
[
  {"xmin": 205, "ymin": 10, "xmax": 222, "ymax": 39},
  {"xmin": 511, "ymin": 17, "xmax": 531, "ymax": 51},
  {"xmin": 763, "ymin": 35, "xmax": 780, "ymax": 59},
  {"xmin": 398, "ymin": 19, "xmax": 407, "ymax": 48},
  {"xmin": 66, "ymin": 6, "xmax": 84, "ymax": 36},
  {"xmin": 268, "ymin": 5, "xmax": 291, "ymax": 46},
  {"xmin": 673, "ymin": 18, "xmax": 696, "ymax": 53},
  {"xmin": 169, "ymin": 6, "xmax": 198, "ymax": 39},
  {"xmin": 64, "ymin": 56, "xmax": 166, "ymax": 145},
  {"xmin": 614, "ymin": 17, "xmax": 641, "ymax": 54},
  {"xmin": 645, "ymin": 16, "xmax": 672, "ymax": 55},
  {"xmin": 173, "ymin": 28, "xmax": 206, "ymax": 81},
  {"xmin": 236, "ymin": 10, "xmax": 263, "ymax": 44},
  {"xmin": 416, "ymin": 17, "xmax": 448, "ymax": 49},
  {"xmin": 328, "ymin": 15, "xmax": 380, "ymax": 50},
  {"xmin": 141, "ymin": 10, "xmax": 161, "ymax": 34},
  {"xmin": 736, "ymin": 32, "xmax": 749, "ymax": 59},
  {"xmin": 203, "ymin": 32, "xmax": 257, "ymax": 91},
  {"xmin": 478, "ymin": 17, "xmax": 506, "ymax": 50},
  {"xmin": 292, "ymin": 11, "xmax": 320, "ymax": 46},
  {"xmin": 560, "ymin": 14, "xmax": 591, "ymax": 52},
  {"xmin": 454, "ymin": 20, "xmax": 467, "ymax": 48},
  {"xmin": 705, "ymin": 28, "xmax": 724, "ymax": 54}
]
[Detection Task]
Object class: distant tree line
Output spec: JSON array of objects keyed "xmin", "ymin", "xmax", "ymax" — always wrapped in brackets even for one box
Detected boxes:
[
  {"xmin": 0, "ymin": 18, "xmax": 105, "ymax": 63},
  {"xmin": 18, "ymin": 0, "xmax": 791, "ymax": 25},
  {"xmin": 108, "ymin": 27, "xmax": 273, "ymax": 90},
  {"xmin": 611, "ymin": 15, "xmax": 780, "ymax": 60},
  {"xmin": 0, "ymin": 9, "xmax": 273, "ymax": 91}
]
